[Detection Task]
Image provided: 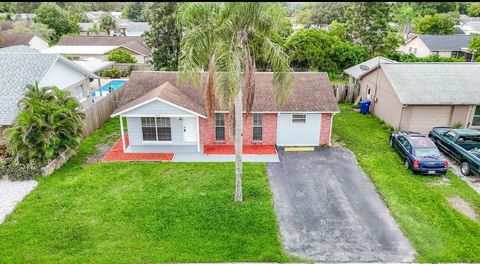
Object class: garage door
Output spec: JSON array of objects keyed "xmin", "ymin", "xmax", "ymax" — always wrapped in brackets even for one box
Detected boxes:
[
  {"xmin": 276, "ymin": 113, "xmax": 321, "ymax": 146},
  {"xmin": 407, "ymin": 106, "xmax": 452, "ymax": 134}
]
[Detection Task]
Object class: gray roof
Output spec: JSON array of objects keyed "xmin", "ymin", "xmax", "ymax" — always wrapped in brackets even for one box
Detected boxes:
[
  {"xmin": 0, "ymin": 46, "xmax": 96, "ymax": 125},
  {"xmin": 126, "ymin": 22, "xmax": 150, "ymax": 33},
  {"xmin": 461, "ymin": 22, "xmax": 480, "ymax": 33},
  {"xmin": 380, "ymin": 63, "xmax": 480, "ymax": 105},
  {"xmin": 344, "ymin": 56, "xmax": 396, "ymax": 80},
  {"xmin": 454, "ymin": 25, "xmax": 466, "ymax": 35},
  {"xmin": 416, "ymin": 34, "xmax": 474, "ymax": 51}
]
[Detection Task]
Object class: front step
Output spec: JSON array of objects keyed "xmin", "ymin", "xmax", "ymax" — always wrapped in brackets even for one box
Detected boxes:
[{"xmin": 284, "ymin": 146, "xmax": 315, "ymax": 152}]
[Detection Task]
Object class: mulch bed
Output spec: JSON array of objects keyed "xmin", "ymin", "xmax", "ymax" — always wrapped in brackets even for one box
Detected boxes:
[
  {"xmin": 103, "ymin": 136, "xmax": 174, "ymax": 162},
  {"xmin": 203, "ymin": 144, "xmax": 277, "ymax": 155}
]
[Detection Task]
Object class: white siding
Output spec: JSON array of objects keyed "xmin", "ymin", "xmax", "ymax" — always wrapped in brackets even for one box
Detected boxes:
[
  {"xmin": 397, "ymin": 37, "xmax": 431, "ymax": 57},
  {"xmin": 39, "ymin": 59, "xmax": 89, "ymax": 90},
  {"xmin": 28, "ymin": 36, "xmax": 49, "ymax": 51}
]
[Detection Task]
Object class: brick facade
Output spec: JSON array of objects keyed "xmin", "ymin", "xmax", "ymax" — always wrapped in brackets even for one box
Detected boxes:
[
  {"xmin": 199, "ymin": 113, "xmax": 277, "ymax": 146},
  {"xmin": 320, "ymin": 113, "xmax": 333, "ymax": 145}
]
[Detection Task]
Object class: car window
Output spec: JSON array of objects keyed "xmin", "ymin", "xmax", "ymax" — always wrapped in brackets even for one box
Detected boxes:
[
  {"xmin": 444, "ymin": 131, "xmax": 456, "ymax": 141},
  {"xmin": 398, "ymin": 137, "xmax": 407, "ymax": 145},
  {"xmin": 403, "ymin": 141, "xmax": 413, "ymax": 153},
  {"xmin": 414, "ymin": 148, "xmax": 441, "ymax": 158}
]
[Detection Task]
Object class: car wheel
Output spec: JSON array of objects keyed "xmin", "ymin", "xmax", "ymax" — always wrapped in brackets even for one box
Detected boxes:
[
  {"xmin": 460, "ymin": 161, "xmax": 471, "ymax": 176},
  {"xmin": 404, "ymin": 159, "xmax": 410, "ymax": 170}
]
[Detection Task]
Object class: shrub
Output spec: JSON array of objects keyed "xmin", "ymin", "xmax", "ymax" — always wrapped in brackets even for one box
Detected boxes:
[
  {"xmin": 99, "ymin": 67, "xmax": 121, "ymax": 78},
  {"xmin": 5, "ymin": 83, "xmax": 84, "ymax": 165},
  {"xmin": 0, "ymin": 161, "xmax": 41, "ymax": 181},
  {"xmin": 107, "ymin": 49, "xmax": 137, "ymax": 63}
]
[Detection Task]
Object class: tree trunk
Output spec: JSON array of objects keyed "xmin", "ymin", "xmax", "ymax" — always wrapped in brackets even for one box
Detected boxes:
[{"xmin": 234, "ymin": 87, "xmax": 243, "ymax": 202}]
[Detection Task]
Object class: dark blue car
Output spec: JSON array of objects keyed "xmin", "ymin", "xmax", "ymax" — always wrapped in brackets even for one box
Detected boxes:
[{"xmin": 389, "ymin": 131, "xmax": 448, "ymax": 175}]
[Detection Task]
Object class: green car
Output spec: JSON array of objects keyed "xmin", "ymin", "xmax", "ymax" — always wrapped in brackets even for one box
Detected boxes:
[{"xmin": 429, "ymin": 128, "xmax": 480, "ymax": 176}]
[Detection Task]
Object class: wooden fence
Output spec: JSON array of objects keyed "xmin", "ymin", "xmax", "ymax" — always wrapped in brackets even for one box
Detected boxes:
[
  {"xmin": 332, "ymin": 83, "xmax": 360, "ymax": 103},
  {"xmin": 83, "ymin": 86, "xmax": 124, "ymax": 136},
  {"xmin": 112, "ymin": 63, "xmax": 153, "ymax": 72}
]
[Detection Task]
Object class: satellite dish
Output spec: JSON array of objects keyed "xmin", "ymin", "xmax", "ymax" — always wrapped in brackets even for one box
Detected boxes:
[{"xmin": 359, "ymin": 64, "xmax": 370, "ymax": 71}]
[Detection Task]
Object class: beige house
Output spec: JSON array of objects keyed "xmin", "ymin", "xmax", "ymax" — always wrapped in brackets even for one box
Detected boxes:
[
  {"xmin": 397, "ymin": 34, "xmax": 475, "ymax": 61},
  {"xmin": 42, "ymin": 36, "xmax": 151, "ymax": 63},
  {"xmin": 345, "ymin": 61, "xmax": 480, "ymax": 134},
  {"xmin": 0, "ymin": 31, "xmax": 49, "ymax": 51}
]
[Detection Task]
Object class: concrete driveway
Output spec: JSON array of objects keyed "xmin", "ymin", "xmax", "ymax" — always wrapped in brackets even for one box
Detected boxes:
[{"xmin": 266, "ymin": 147, "xmax": 415, "ymax": 262}]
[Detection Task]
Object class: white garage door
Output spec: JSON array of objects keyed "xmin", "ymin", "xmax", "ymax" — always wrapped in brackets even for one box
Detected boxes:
[
  {"xmin": 407, "ymin": 106, "xmax": 452, "ymax": 134},
  {"xmin": 276, "ymin": 113, "xmax": 321, "ymax": 146}
]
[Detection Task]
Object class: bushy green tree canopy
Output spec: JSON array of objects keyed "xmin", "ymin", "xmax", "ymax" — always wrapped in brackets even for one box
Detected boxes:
[
  {"xmin": 468, "ymin": 3, "xmax": 480, "ymax": 17},
  {"xmin": 414, "ymin": 13, "xmax": 455, "ymax": 34},
  {"xmin": 107, "ymin": 49, "xmax": 137, "ymax": 63},
  {"xmin": 34, "ymin": 3, "xmax": 79, "ymax": 42},
  {"xmin": 468, "ymin": 34, "xmax": 480, "ymax": 61},
  {"xmin": 122, "ymin": 2, "xmax": 146, "ymax": 22},
  {"xmin": 5, "ymin": 83, "xmax": 85, "ymax": 165},
  {"xmin": 11, "ymin": 21, "xmax": 55, "ymax": 41}
]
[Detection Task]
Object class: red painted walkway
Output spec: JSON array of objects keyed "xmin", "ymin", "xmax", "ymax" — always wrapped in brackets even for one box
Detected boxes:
[
  {"xmin": 103, "ymin": 135, "xmax": 174, "ymax": 162},
  {"xmin": 203, "ymin": 144, "xmax": 277, "ymax": 155}
]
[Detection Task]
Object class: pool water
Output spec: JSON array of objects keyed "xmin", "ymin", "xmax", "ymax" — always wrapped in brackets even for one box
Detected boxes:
[{"xmin": 91, "ymin": 80, "xmax": 127, "ymax": 97}]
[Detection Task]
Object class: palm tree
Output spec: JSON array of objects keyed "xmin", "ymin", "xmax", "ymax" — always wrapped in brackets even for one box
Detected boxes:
[
  {"xmin": 5, "ymin": 82, "xmax": 85, "ymax": 165},
  {"xmin": 178, "ymin": 2, "xmax": 293, "ymax": 202}
]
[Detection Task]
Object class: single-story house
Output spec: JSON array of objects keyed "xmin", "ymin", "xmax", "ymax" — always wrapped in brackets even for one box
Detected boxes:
[
  {"xmin": 461, "ymin": 21, "xmax": 480, "ymax": 35},
  {"xmin": 117, "ymin": 22, "xmax": 151, "ymax": 37},
  {"xmin": 343, "ymin": 56, "xmax": 396, "ymax": 86},
  {"xmin": 397, "ymin": 34, "xmax": 475, "ymax": 61},
  {"xmin": 0, "ymin": 31, "xmax": 49, "ymax": 51},
  {"xmin": 110, "ymin": 71, "xmax": 339, "ymax": 154},
  {"xmin": 349, "ymin": 61, "xmax": 480, "ymax": 134},
  {"xmin": 0, "ymin": 45, "xmax": 98, "ymax": 126},
  {"xmin": 42, "ymin": 36, "xmax": 151, "ymax": 63}
]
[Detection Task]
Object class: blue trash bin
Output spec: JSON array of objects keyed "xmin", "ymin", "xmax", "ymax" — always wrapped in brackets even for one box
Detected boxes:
[{"xmin": 359, "ymin": 99, "xmax": 371, "ymax": 114}]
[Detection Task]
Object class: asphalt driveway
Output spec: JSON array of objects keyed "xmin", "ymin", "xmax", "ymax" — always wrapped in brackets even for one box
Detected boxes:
[{"xmin": 267, "ymin": 147, "xmax": 415, "ymax": 262}]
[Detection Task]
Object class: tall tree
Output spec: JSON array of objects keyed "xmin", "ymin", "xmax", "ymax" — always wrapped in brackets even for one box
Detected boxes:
[
  {"xmin": 414, "ymin": 14, "xmax": 455, "ymax": 35},
  {"xmin": 178, "ymin": 2, "xmax": 293, "ymax": 202},
  {"xmin": 308, "ymin": 2, "xmax": 349, "ymax": 25},
  {"xmin": 34, "ymin": 3, "xmax": 79, "ymax": 42},
  {"xmin": 469, "ymin": 34, "xmax": 480, "ymax": 61},
  {"xmin": 143, "ymin": 2, "xmax": 181, "ymax": 71},
  {"xmin": 468, "ymin": 3, "xmax": 480, "ymax": 17},
  {"xmin": 99, "ymin": 13, "xmax": 116, "ymax": 35},
  {"xmin": 345, "ymin": 2, "xmax": 393, "ymax": 54}
]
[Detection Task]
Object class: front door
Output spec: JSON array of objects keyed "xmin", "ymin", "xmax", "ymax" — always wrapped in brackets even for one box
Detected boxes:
[{"xmin": 183, "ymin": 117, "xmax": 198, "ymax": 143}]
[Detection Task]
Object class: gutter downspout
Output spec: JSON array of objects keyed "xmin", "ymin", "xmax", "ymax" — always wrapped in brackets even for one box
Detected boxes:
[{"xmin": 398, "ymin": 105, "xmax": 407, "ymax": 131}]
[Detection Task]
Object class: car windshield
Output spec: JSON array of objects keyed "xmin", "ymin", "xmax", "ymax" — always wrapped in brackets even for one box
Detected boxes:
[{"xmin": 414, "ymin": 148, "xmax": 441, "ymax": 158}]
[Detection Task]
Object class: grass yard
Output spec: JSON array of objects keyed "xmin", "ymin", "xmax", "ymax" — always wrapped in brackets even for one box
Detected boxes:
[
  {"xmin": 0, "ymin": 118, "xmax": 292, "ymax": 264},
  {"xmin": 333, "ymin": 104, "xmax": 480, "ymax": 262}
]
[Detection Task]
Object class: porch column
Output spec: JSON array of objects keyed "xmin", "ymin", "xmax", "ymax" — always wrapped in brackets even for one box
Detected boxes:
[
  {"xmin": 120, "ymin": 115, "xmax": 126, "ymax": 153},
  {"xmin": 196, "ymin": 116, "xmax": 200, "ymax": 153}
]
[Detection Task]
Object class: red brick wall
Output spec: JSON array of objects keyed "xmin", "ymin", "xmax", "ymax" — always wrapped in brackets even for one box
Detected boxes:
[
  {"xmin": 320, "ymin": 113, "xmax": 333, "ymax": 145},
  {"xmin": 199, "ymin": 113, "xmax": 277, "ymax": 145}
]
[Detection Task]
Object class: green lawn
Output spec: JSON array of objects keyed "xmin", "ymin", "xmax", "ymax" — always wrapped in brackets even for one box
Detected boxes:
[
  {"xmin": 0, "ymin": 118, "xmax": 292, "ymax": 263},
  {"xmin": 333, "ymin": 104, "xmax": 480, "ymax": 262}
]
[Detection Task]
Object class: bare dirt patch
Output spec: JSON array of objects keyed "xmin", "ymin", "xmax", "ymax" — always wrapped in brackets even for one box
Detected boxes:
[
  {"xmin": 447, "ymin": 196, "xmax": 479, "ymax": 222},
  {"xmin": 84, "ymin": 143, "xmax": 111, "ymax": 165},
  {"xmin": 428, "ymin": 177, "xmax": 451, "ymax": 187}
]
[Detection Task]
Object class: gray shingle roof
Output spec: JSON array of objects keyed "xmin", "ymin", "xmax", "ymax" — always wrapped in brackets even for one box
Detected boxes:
[
  {"xmin": 57, "ymin": 35, "xmax": 151, "ymax": 55},
  {"xmin": 0, "ymin": 52, "xmax": 57, "ymax": 125},
  {"xmin": 380, "ymin": 63, "xmax": 480, "ymax": 105},
  {"xmin": 344, "ymin": 56, "xmax": 396, "ymax": 80},
  {"xmin": 0, "ymin": 31, "xmax": 35, "ymax": 48},
  {"xmin": 416, "ymin": 34, "xmax": 474, "ymax": 51},
  {"xmin": 0, "ymin": 46, "xmax": 96, "ymax": 125}
]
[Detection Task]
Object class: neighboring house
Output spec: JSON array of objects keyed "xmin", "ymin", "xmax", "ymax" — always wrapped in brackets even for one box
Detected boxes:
[
  {"xmin": 460, "ymin": 14, "xmax": 480, "ymax": 24},
  {"xmin": 344, "ymin": 56, "xmax": 397, "ymax": 86},
  {"xmin": 454, "ymin": 25, "xmax": 466, "ymax": 35},
  {"xmin": 0, "ymin": 31, "xmax": 49, "ymax": 51},
  {"xmin": 461, "ymin": 21, "xmax": 480, "ymax": 35},
  {"xmin": 110, "ymin": 71, "xmax": 338, "ymax": 154},
  {"xmin": 42, "ymin": 36, "xmax": 151, "ymax": 63},
  {"xmin": 0, "ymin": 13, "xmax": 35, "ymax": 21},
  {"xmin": 117, "ymin": 22, "xmax": 150, "ymax": 36},
  {"xmin": 348, "ymin": 60, "xmax": 480, "ymax": 134},
  {"xmin": 397, "ymin": 34, "xmax": 475, "ymax": 61},
  {"xmin": 0, "ymin": 45, "xmax": 98, "ymax": 126},
  {"xmin": 78, "ymin": 22, "xmax": 108, "ymax": 36}
]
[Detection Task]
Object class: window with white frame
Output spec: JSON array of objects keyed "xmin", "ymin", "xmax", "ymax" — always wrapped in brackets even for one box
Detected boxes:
[
  {"xmin": 253, "ymin": 113, "xmax": 263, "ymax": 141},
  {"xmin": 408, "ymin": 47, "xmax": 412, "ymax": 53},
  {"xmin": 215, "ymin": 113, "xmax": 225, "ymax": 141},
  {"xmin": 292, "ymin": 114, "xmax": 306, "ymax": 124},
  {"xmin": 141, "ymin": 117, "xmax": 172, "ymax": 141},
  {"xmin": 74, "ymin": 84, "xmax": 84, "ymax": 101}
]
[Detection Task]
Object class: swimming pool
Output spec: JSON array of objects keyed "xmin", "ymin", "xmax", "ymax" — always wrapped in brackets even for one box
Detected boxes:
[{"xmin": 91, "ymin": 80, "xmax": 127, "ymax": 97}]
